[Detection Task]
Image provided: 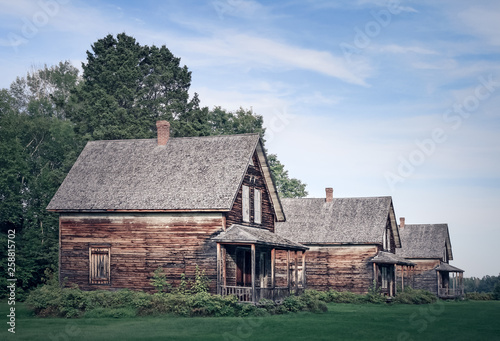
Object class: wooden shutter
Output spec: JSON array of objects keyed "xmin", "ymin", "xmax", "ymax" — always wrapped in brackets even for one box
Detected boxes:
[
  {"xmin": 242, "ymin": 185, "xmax": 250, "ymax": 222},
  {"xmin": 89, "ymin": 246, "xmax": 110, "ymax": 285},
  {"xmin": 254, "ymin": 188, "xmax": 262, "ymax": 224}
]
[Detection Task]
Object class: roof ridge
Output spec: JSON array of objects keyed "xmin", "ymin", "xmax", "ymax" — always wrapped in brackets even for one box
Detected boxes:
[{"xmin": 87, "ymin": 133, "xmax": 260, "ymax": 144}]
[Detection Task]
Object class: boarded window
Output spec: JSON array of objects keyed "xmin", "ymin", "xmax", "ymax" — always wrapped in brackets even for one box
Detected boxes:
[
  {"xmin": 242, "ymin": 185, "xmax": 250, "ymax": 222},
  {"xmin": 89, "ymin": 246, "xmax": 110, "ymax": 285},
  {"xmin": 254, "ymin": 188, "xmax": 262, "ymax": 224}
]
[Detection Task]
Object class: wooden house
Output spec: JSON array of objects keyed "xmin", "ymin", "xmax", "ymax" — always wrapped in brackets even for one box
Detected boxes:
[
  {"xmin": 47, "ymin": 121, "xmax": 306, "ymax": 302},
  {"xmin": 396, "ymin": 219, "xmax": 464, "ymax": 298},
  {"xmin": 275, "ymin": 189, "xmax": 413, "ymax": 296}
]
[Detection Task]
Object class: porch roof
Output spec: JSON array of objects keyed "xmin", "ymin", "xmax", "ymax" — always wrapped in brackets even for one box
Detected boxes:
[
  {"xmin": 370, "ymin": 251, "xmax": 415, "ymax": 266},
  {"xmin": 213, "ymin": 224, "xmax": 308, "ymax": 251},
  {"xmin": 435, "ymin": 262, "xmax": 464, "ymax": 273}
]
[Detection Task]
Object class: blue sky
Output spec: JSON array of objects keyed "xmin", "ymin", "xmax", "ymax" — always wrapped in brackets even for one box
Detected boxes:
[{"xmin": 1, "ymin": 0, "xmax": 499, "ymax": 277}]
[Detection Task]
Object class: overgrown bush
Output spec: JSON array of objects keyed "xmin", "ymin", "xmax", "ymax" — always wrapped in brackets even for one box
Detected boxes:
[
  {"xmin": 25, "ymin": 283, "xmax": 328, "ymax": 318},
  {"xmin": 465, "ymin": 292, "xmax": 493, "ymax": 301},
  {"xmin": 393, "ymin": 288, "xmax": 437, "ymax": 304}
]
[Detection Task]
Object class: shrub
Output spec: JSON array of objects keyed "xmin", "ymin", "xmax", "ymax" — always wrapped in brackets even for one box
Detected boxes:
[
  {"xmin": 466, "ymin": 292, "xmax": 493, "ymax": 301},
  {"xmin": 150, "ymin": 267, "xmax": 171, "ymax": 293},
  {"xmin": 393, "ymin": 288, "xmax": 437, "ymax": 304},
  {"xmin": 282, "ymin": 295, "xmax": 306, "ymax": 312}
]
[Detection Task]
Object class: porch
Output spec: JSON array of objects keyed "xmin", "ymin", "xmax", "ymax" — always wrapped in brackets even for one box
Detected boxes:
[
  {"xmin": 213, "ymin": 224, "xmax": 308, "ymax": 303},
  {"xmin": 371, "ymin": 251, "xmax": 415, "ymax": 296},
  {"xmin": 436, "ymin": 262, "xmax": 464, "ymax": 299}
]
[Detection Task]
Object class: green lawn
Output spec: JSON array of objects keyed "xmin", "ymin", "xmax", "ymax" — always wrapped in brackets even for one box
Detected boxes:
[{"xmin": 2, "ymin": 300, "xmax": 500, "ymax": 341}]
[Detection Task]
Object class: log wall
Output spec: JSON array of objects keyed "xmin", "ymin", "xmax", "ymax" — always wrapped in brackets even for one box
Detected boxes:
[
  {"xmin": 401, "ymin": 259, "xmax": 440, "ymax": 295},
  {"xmin": 59, "ymin": 212, "xmax": 224, "ymax": 293},
  {"xmin": 276, "ymin": 245, "xmax": 379, "ymax": 294},
  {"xmin": 226, "ymin": 152, "xmax": 276, "ymax": 231}
]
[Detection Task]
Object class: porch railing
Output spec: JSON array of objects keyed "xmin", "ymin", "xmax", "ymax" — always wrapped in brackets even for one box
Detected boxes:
[
  {"xmin": 220, "ymin": 286, "xmax": 303, "ymax": 303},
  {"xmin": 438, "ymin": 287, "xmax": 464, "ymax": 298}
]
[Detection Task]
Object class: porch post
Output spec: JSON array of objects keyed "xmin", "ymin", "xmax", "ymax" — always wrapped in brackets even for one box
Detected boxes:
[
  {"xmin": 373, "ymin": 263, "xmax": 377, "ymax": 288},
  {"xmin": 287, "ymin": 250, "xmax": 291, "ymax": 292},
  {"xmin": 216, "ymin": 243, "xmax": 221, "ymax": 295},
  {"xmin": 271, "ymin": 248, "xmax": 276, "ymax": 289},
  {"xmin": 222, "ymin": 247, "xmax": 227, "ymax": 287},
  {"xmin": 294, "ymin": 251, "xmax": 299, "ymax": 292},
  {"xmin": 251, "ymin": 244, "xmax": 256, "ymax": 303},
  {"xmin": 393, "ymin": 264, "xmax": 397, "ymax": 295},
  {"xmin": 301, "ymin": 251, "xmax": 306, "ymax": 288}
]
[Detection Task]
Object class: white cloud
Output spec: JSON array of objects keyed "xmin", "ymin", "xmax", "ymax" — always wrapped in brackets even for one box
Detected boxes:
[{"xmin": 378, "ymin": 44, "xmax": 438, "ymax": 55}]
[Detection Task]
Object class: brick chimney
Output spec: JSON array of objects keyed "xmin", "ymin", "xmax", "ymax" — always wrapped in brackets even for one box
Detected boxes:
[
  {"xmin": 400, "ymin": 217, "xmax": 405, "ymax": 230},
  {"xmin": 325, "ymin": 187, "xmax": 333, "ymax": 203},
  {"xmin": 156, "ymin": 121, "xmax": 170, "ymax": 146}
]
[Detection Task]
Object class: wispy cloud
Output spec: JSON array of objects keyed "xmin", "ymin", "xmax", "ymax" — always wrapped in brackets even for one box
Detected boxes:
[{"xmin": 457, "ymin": 7, "xmax": 500, "ymax": 46}]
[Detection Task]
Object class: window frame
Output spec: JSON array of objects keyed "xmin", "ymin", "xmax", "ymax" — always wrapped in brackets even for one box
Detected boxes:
[
  {"xmin": 242, "ymin": 185, "xmax": 250, "ymax": 222},
  {"xmin": 89, "ymin": 245, "xmax": 111, "ymax": 285},
  {"xmin": 254, "ymin": 188, "xmax": 262, "ymax": 225}
]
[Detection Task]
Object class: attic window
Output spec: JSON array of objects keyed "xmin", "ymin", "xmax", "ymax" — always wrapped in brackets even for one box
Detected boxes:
[{"xmin": 89, "ymin": 246, "xmax": 110, "ymax": 285}]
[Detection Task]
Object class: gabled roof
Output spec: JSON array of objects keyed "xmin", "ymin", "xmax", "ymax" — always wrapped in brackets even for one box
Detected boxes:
[
  {"xmin": 370, "ymin": 251, "xmax": 414, "ymax": 266},
  {"xmin": 275, "ymin": 196, "xmax": 400, "ymax": 246},
  {"xmin": 47, "ymin": 134, "xmax": 284, "ymax": 218},
  {"xmin": 212, "ymin": 224, "xmax": 307, "ymax": 250},
  {"xmin": 396, "ymin": 224, "xmax": 453, "ymax": 260}
]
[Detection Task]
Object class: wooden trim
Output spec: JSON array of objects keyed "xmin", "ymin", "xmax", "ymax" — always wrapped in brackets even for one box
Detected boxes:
[
  {"xmin": 216, "ymin": 243, "xmax": 221, "ymax": 295},
  {"xmin": 287, "ymin": 250, "xmax": 291, "ymax": 290},
  {"xmin": 58, "ymin": 217, "xmax": 62, "ymax": 286},
  {"xmin": 251, "ymin": 244, "xmax": 256, "ymax": 303},
  {"xmin": 302, "ymin": 251, "xmax": 306, "ymax": 288},
  {"xmin": 271, "ymin": 248, "xmax": 275, "ymax": 289},
  {"xmin": 294, "ymin": 251, "xmax": 298, "ymax": 291}
]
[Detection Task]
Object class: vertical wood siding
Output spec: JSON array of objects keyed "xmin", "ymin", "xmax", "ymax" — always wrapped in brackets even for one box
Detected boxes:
[
  {"xmin": 226, "ymin": 151, "xmax": 276, "ymax": 231},
  {"xmin": 276, "ymin": 245, "xmax": 379, "ymax": 294}
]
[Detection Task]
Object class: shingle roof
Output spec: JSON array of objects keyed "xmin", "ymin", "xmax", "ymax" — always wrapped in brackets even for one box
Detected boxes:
[
  {"xmin": 370, "ymin": 251, "xmax": 415, "ymax": 266},
  {"xmin": 212, "ymin": 224, "xmax": 307, "ymax": 250},
  {"xmin": 396, "ymin": 224, "xmax": 453, "ymax": 260},
  {"xmin": 435, "ymin": 262, "xmax": 463, "ymax": 273},
  {"xmin": 47, "ymin": 134, "xmax": 275, "ymax": 212},
  {"xmin": 275, "ymin": 196, "xmax": 399, "ymax": 245}
]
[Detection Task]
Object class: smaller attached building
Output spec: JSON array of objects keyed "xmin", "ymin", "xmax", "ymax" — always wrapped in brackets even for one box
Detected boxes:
[
  {"xmin": 396, "ymin": 219, "xmax": 464, "ymax": 298},
  {"xmin": 276, "ymin": 188, "xmax": 412, "ymax": 296}
]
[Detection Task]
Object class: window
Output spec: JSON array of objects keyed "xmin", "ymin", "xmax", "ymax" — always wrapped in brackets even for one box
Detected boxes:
[
  {"xmin": 254, "ymin": 188, "xmax": 262, "ymax": 224},
  {"xmin": 242, "ymin": 185, "xmax": 250, "ymax": 222},
  {"xmin": 381, "ymin": 266, "xmax": 388, "ymax": 289},
  {"xmin": 89, "ymin": 246, "xmax": 110, "ymax": 284},
  {"xmin": 236, "ymin": 248, "xmax": 252, "ymax": 287}
]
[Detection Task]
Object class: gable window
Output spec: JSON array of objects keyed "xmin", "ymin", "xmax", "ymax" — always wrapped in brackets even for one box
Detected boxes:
[
  {"xmin": 89, "ymin": 246, "xmax": 110, "ymax": 285},
  {"xmin": 242, "ymin": 185, "xmax": 250, "ymax": 222},
  {"xmin": 254, "ymin": 188, "xmax": 262, "ymax": 224}
]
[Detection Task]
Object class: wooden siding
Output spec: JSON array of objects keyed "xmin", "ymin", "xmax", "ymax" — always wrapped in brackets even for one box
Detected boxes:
[
  {"xmin": 401, "ymin": 259, "xmax": 440, "ymax": 295},
  {"xmin": 226, "ymin": 152, "xmax": 276, "ymax": 231},
  {"xmin": 59, "ymin": 212, "xmax": 224, "ymax": 292},
  {"xmin": 276, "ymin": 245, "xmax": 379, "ymax": 294}
]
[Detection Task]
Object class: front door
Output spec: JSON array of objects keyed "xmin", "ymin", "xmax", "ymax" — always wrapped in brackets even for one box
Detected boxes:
[{"xmin": 236, "ymin": 248, "xmax": 252, "ymax": 287}]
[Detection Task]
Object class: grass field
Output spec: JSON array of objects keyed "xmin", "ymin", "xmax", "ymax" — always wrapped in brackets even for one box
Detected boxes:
[{"xmin": 2, "ymin": 300, "xmax": 500, "ymax": 341}]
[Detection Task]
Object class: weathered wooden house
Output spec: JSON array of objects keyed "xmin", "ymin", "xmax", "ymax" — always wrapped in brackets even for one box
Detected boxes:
[
  {"xmin": 396, "ymin": 219, "xmax": 464, "ymax": 298},
  {"xmin": 47, "ymin": 121, "xmax": 306, "ymax": 302},
  {"xmin": 275, "ymin": 189, "xmax": 413, "ymax": 296}
]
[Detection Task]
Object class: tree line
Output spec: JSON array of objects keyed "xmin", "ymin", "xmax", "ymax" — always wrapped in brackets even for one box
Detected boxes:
[{"xmin": 0, "ymin": 33, "xmax": 307, "ymax": 297}]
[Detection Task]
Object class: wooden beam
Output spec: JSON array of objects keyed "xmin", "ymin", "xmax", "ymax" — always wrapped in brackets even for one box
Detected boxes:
[
  {"xmin": 251, "ymin": 244, "xmax": 256, "ymax": 303},
  {"xmin": 271, "ymin": 249, "xmax": 275, "ymax": 289},
  {"xmin": 216, "ymin": 243, "xmax": 221, "ymax": 295},
  {"xmin": 222, "ymin": 247, "xmax": 227, "ymax": 287},
  {"xmin": 294, "ymin": 251, "xmax": 299, "ymax": 292},
  {"xmin": 287, "ymin": 250, "xmax": 291, "ymax": 291},
  {"xmin": 301, "ymin": 251, "xmax": 306, "ymax": 288}
]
